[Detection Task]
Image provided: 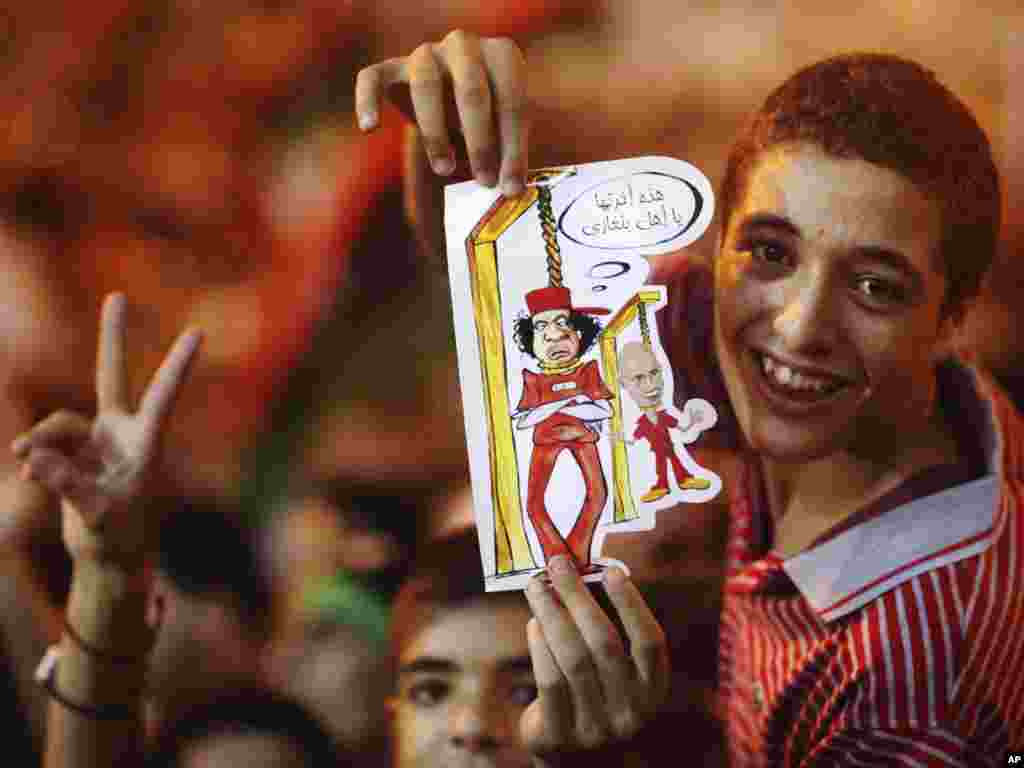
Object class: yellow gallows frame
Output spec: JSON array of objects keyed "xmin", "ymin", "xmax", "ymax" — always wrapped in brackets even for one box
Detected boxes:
[
  {"xmin": 465, "ymin": 183, "xmax": 540, "ymax": 576},
  {"xmin": 599, "ymin": 290, "xmax": 662, "ymax": 525}
]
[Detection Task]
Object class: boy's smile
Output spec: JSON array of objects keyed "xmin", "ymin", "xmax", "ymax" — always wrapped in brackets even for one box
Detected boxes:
[{"xmin": 714, "ymin": 142, "xmax": 954, "ymax": 463}]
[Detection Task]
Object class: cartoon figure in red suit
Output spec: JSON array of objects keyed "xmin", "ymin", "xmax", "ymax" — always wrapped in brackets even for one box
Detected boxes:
[
  {"xmin": 618, "ymin": 340, "xmax": 713, "ymax": 502},
  {"xmin": 512, "ymin": 286, "xmax": 613, "ymax": 572}
]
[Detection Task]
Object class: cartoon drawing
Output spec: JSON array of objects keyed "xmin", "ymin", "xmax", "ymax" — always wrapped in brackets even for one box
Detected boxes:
[
  {"xmin": 445, "ymin": 156, "xmax": 720, "ymax": 591},
  {"xmin": 617, "ymin": 340, "xmax": 715, "ymax": 501},
  {"xmin": 512, "ymin": 285, "xmax": 613, "ymax": 573}
]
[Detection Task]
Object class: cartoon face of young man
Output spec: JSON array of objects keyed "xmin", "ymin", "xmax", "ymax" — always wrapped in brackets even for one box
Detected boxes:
[
  {"xmin": 713, "ymin": 141, "xmax": 952, "ymax": 462},
  {"xmin": 390, "ymin": 596, "xmax": 536, "ymax": 768},
  {"xmin": 619, "ymin": 341, "xmax": 665, "ymax": 410},
  {"xmin": 530, "ymin": 309, "xmax": 581, "ymax": 365}
]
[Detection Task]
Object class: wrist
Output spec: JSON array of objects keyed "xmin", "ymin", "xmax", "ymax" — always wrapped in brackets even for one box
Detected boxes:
[{"xmin": 66, "ymin": 559, "xmax": 154, "ymax": 659}]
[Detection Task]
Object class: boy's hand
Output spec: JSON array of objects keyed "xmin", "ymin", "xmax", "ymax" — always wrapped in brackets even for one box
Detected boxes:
[
  {"xmin": 10, "ymin": 293, "xmax": 201, "ymax": 571},
  {"xmin": 522, "ymin": 557, "xmax": 670, "ymax": 760},
  {"xmin": 355, "ymin": 30, "xmax": 528, "ymax": 197}
]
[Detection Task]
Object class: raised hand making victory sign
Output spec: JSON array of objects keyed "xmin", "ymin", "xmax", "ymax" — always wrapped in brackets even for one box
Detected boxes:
[
  {"xmin": 13, "ymin": 293, "xmax": 202, "ymax": 570},
  {"xmin": 12, "ymin": 293, "xmax": 201, "ymax": 768}
]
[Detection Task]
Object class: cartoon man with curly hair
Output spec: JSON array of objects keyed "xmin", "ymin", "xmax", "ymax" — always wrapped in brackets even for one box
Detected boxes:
[{"xmin": 512, "ymin": 286, "xmax": 613, "ymax": 573}]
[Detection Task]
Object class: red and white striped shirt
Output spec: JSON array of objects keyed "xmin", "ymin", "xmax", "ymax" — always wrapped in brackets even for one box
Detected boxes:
[{"xmin": 718, "ymin": 362, "xmax": 1024, "ymax": 766}]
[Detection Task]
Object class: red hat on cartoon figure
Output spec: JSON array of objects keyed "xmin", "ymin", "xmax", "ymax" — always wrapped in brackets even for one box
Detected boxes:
[{"xmin": 525, "ymin": 286, "xmax": 610, "ymax": 316}]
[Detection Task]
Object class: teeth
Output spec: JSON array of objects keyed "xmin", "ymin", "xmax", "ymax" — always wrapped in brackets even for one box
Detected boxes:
[{"xmin": 759, "ymin": 354, "xmax": 838, "ymax": 394}]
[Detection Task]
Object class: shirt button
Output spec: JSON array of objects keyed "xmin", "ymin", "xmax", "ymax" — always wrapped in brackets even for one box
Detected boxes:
[{"xmin": 751, "ymin": 682, "xmax": 765, "ymax": 711}]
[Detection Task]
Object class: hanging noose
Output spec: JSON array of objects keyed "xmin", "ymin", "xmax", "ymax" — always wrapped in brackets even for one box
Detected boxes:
[
  {"xmin": 536, "ymin": 184, "xmax": 563, "ymax": 289},
  {"xmin": 637, "ymin": 301, "xmax": 652, "ymax": 348}
]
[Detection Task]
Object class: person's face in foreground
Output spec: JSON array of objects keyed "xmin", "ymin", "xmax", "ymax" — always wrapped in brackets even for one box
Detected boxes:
[
  {"xmin": 714, "ymin": 142, "xmax": 951, "ymax": 462},
  {"xmin": 392, "ymin": 597, "xmax": 536, "ymax": 768}
]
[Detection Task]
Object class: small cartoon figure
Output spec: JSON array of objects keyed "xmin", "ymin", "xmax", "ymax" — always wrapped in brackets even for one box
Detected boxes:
[
  {"xmin": 618, "ymin": 340, "xmax": 713, "ymax": 502},
  {"xmin": 513, "ymin": 286, "xmax": 613, "ymax": 572}
]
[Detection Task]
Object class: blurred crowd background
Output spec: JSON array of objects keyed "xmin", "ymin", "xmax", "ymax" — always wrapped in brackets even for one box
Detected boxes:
[{"xmin": 0, "ymin": 0, "xmax": 1020, "ymax": 765}]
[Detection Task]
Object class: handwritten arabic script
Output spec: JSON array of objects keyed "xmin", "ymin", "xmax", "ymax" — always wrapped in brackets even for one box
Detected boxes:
[{"xmin": 558, "ymin": 170, "xmax": 709, "ymax": 252}]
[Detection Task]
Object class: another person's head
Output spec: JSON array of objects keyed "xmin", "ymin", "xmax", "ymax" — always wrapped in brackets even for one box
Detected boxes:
[
  {"xmin": 711, "ymin": 53, "xmax": 1000, "ymax": 462},
  {"xmin": 146, "ymin": 497, "xmax": 272, "ymax": 724},
  {"xmin": 514, "ymin": 287, "xmax": 604, "ymax": 366},
  {"xmin": 148, "ymin": 687, "xmax": 348, "ymax": 768},
  {"xmin": 619, "ymin": 341, "xmax": 665, "ymax": 410},
  {"xmin": 388, "ymin": 528, "xmax": 537, "ymax": 768}
]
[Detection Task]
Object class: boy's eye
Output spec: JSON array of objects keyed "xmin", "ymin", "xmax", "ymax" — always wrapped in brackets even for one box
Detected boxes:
[
  {"xmin": 855, "ymin": 275, "xmax": 907, "ymax": 305},
  {"xmin": 555, "ymin": 317, "xmax": 571, "ymax": 329},
  {"xmin": 749, "ymin": 240, "xmax": 789, "ymax": 265},
  {"xmin": 534, "ymin": 321, "xmax": 547, "ymax": 332},
  {"xmin": 407, "ymin": 679, "xmax": 450, "ymax": 708},
  {"xmin": 508, "ymin": 682, "xmax": 538, "ymax": 707}
]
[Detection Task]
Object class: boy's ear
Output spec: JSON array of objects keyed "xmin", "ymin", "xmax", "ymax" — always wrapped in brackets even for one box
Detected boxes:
[{"xmin": 384, "ymin": 695, "xmax": 399, "ymax": 721}]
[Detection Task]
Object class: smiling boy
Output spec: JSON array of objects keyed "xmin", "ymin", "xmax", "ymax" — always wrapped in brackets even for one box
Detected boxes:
[
  {"xmin": 357, "ymin": 36, "xmax": 1023, "ymax": 765},
  {"xmin": 708, "ymin": 55, "xmax": 1023, "ymax": 764}
]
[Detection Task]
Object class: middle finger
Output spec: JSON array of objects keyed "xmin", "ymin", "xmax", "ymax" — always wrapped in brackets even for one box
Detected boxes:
[
  {"xmin": 406, "ymin": 43, "xmax": 455, "ymax": 176},
  {"xmin": 525, "ymin": 563, "xmax": 611, "ymax": 746},
  {"xmin": 440, "ymin": 30, "xmax": 498, "ymax": 187},
  {"xmin": 545, "ymin": 557, "xmax": 640, "ymax": 734}
]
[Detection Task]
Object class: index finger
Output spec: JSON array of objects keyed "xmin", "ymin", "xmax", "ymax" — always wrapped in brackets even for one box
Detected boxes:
[
  {"xmin": 96, "ymin": 292, "xmax": 128, "ymax": 412},
  {"xmin": 138, "ymin": 327, "xmax": 203, "ymax": 436},
  {"xmin": 355, "ymin": 57, "xmax": 405, "ymax": 131}
]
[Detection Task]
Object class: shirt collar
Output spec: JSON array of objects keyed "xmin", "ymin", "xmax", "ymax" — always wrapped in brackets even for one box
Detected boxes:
[{"xmin": 777, "ymin": 361, "xmax": 1008, "ymax": 622}]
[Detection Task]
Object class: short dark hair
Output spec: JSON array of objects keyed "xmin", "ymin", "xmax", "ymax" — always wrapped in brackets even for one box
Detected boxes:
[
  {"xmin": 389, "ymin": 527, "xmax": 526, "ymax": 663},
  {"xmin": 514, "ymin": 310, "xmax": 603, "ymax": 359},
  {"xmin": 147, "ymin": 687, "xmax": 350, "ymax": 768},
  {"xmin": 156, "ymin": 496, "xmax": 272, "ymax": 639},
  {"xmin": 719, "ymin": 53, "xmax": 1001, "ymax": 317}
]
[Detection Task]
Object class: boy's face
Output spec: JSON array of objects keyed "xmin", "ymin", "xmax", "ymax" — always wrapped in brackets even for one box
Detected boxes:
[
  {"xmin": 531, "ymin": 309, "xmax": 581, "ymax": 365},
  {"xmin": 391, "ymin": 597, "xmax": 536, "ymax": 768},
  {"xmin": 714, "ymin": 142, "xmax": 952, "ymax": 462}
]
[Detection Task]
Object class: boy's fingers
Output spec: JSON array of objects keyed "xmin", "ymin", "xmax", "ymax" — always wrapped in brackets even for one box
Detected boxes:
[
  {"xmin": 481, "ymin": 37, "xmax": 528, "ymax": 196},
  {"xmin": 545, "ymin": 559, "xmax": 637, "ymax": 737},
  {"xmin": 441, "ymin": 30, "xmax": 497, "ymax": 186},
  {"xmin": 602, "ymin": 568, "xmax": 670, "ymax": 702},
  {"xmin": 525, "ymin": 569, "xmax": 611, "ymax": 747},
  {"xmin": 13, "ymin": 411, "xmax": 92, "ymax": 457},
  {"xmin": 139, "ymin": 328, "xmax": 202, "ymax": 441},
  {"xmin": 523, "ymin": 617, "xmax": 572, "ymax": 753},
  {"xmin": 354, "ymin": 57, "xmax": 404, "ymax": 131},
  {"xmin": 23, "ymin": 448, "xmax": 88, "ymax": 497},
  {"xmin": 407, "ymin": 43, "xmax": 455, "ymax": 175},
  {"xmin": 96, "ymin": 292, "xmax": 128, "ymax": 412}
]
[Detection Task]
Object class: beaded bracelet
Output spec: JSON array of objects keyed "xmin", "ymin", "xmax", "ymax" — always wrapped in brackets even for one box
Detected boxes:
[
  {"xmin": 35, "ymin": 646, "xmax": 137, "ymax": 721},
  {"xmin": 62, "ymin": 618, "xmax": 146, "ymax": 665}
]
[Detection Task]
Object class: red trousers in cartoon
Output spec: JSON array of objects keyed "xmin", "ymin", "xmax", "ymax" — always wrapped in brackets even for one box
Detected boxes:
[
  {"xmin": 525, "ymin": 441, "xmax": 607, "ymax": 569},
  {"xmin": 635, "ymin": 411, "xmax": 693, "ymax": 491}
]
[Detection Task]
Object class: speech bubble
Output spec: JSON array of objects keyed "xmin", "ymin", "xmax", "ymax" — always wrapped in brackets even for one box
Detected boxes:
[{"xmin": 558, "ymin": 169, "xmax": 712, "ymax": 252}]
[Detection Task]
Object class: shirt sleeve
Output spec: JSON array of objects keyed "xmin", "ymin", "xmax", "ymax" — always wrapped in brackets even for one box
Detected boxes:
[
  {"xmin": 516, "ymin": 369, "xmax": 539, "ymax": 412},
  {"xmin": 633, "ymin": 417, "xmax": 650, "ymax": 441},
  {"xmin": 581, "ymin": 361, "xmax": 614, "ymax": 401},
  {"xmin": 803, "ymin": 727, "xmax": 978, "ymax": 768}
]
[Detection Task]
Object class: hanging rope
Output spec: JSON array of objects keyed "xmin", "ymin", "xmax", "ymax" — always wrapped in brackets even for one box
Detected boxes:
[
  {"xmin": 637, "ymin": 301, "xmax": 652, "ymax": 347},
  {"xmin": 536, "ymin": 184, "xmax": 563, "ymax": 288}
]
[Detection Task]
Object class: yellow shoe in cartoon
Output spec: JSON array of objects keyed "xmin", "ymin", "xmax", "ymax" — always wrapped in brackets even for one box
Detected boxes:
[
  {"xmin": 680, "ymin": 477, "xmax": 711, "ymax": 491},
  {"xmin": 640, "ymin": 486, "xmax": 670, "ymax": 503}
]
